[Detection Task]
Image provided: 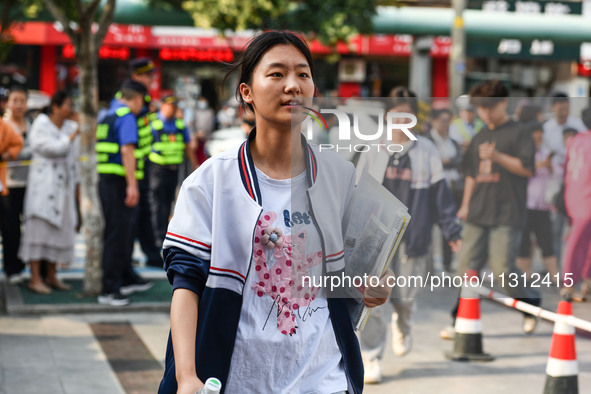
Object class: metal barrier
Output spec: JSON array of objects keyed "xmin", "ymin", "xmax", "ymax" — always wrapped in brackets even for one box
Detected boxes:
[{"xmin": 471, "ymin": 286, "xmax": 591, "ymax": 333}]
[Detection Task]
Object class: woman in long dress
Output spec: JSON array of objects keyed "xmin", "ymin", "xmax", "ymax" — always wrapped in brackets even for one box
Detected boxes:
[{"xmin": 19, "ymin": 91, "xmax": 80, "ymax": 294}]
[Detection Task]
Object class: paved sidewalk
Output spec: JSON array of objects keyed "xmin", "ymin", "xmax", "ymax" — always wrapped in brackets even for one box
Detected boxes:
[
  {"xmin": 1, "ymin": 286, "xmax": 590, "ymax": 394},
  {"xmin": 0, "ymin": 313, "xmax": 169, "ymax": 394},
  {"xmin": 1, "ymin": 235, "xmax": 590, "ymax": 393}
]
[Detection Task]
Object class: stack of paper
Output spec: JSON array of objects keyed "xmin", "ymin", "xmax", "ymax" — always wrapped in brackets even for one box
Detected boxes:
[{"xmin": 343, "ymin": 170, "xmax": 411, "ymax": 331}]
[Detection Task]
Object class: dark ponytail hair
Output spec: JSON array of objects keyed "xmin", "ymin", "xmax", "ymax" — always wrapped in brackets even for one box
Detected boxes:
[
  {"xmin": 42, "ymin": 90, "xmax": 70, "ymax": 115},
  {"xmin": 223, "ymin": 31, "xmax": 315, "ymax": 112}
]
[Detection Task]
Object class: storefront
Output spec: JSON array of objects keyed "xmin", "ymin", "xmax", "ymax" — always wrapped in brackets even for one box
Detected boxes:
[
  {"xmin": 4, "ymin": 22, "xmax": 452, "ymax": 109},
  {"xmin": 4, "ymin": 22, "xmax": 246, "ymax": 100},
  {"xmin": 373, "ymin": 4, "xmax": 591, "ymax": 98},
  {"xmin": 307, "ymin": 34, "xmax": 450, "ymax": 98}
]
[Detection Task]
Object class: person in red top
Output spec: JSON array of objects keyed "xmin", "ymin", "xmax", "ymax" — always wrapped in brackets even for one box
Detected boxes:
[
  {"xmin": 561, "ymin": 107, "xmax": 591, "ymax": 301},
  {"xmin": 0, "ymin": 118, "xmax": 23, "ymax": 195},
  {"xmin": 0, "ymin": 118, "xmax": 24, "ymax": 282}
]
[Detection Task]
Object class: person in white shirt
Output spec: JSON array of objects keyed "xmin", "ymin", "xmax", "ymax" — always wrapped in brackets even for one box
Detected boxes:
[
  {"xmin": 542, "ymin": 93, "xmax": 587, "ymax": 165},
  {"xmin": 449, "ymin": 95, "xmax": 484, "ymax": 150}
]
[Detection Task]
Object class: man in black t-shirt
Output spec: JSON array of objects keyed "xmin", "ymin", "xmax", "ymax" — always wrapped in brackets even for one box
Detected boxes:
[{"xmin": 451, "ymin": 80, "xmax": 541, "ymax": 336}]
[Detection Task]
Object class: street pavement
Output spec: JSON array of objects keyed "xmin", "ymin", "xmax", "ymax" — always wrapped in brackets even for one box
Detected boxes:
[
  {"xmin": 1, "ymin": 284, "xmax": 590, "ymax": 394},
  {"xmin": 364, "ymin": 285, "xmax": 591, "ymax": 394},
  {"xmin": 1, "ymin": 234, "xmax": 590, "ymax": 393}
]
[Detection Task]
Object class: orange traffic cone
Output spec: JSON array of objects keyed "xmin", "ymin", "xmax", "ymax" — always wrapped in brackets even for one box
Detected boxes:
[
  {"xmin": 543, "ymin": 301, "xmax": 578, "ymax": 394},
  {"xmin": 445, "ymin": 270, "xmax": 494, "ymax": 362}
]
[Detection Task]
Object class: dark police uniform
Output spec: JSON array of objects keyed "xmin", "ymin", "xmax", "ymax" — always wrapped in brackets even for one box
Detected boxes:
[
  {"xmin": 97, "ymin": 100, "xmax": 145, "ymax": 300},
  {"xmin": 114, "ymin": 58, "xmax": 163, "ymax": 268},
  {"xmin": 148, "ymin": 102, "xmax": 191, "ymax": 247}
]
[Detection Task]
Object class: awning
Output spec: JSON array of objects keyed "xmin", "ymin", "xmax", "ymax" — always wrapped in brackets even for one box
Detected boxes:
[
  {"xmin": 372, "ymin": 6, "xmax": 591, "ymax": 44},
  {"xmin": 6, "ymin": 22, "xmax": 451, "ymax": 59}
]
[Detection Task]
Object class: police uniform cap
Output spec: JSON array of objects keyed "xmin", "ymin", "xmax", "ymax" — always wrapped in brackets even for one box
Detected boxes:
[
  {"xmin": 161, "ymin": 95, "xmax": 179, "ymax": 105},
  {"xmin": 130, "ymin": 57, "xmax": 157, "ymax": 75},
  {"xmin": 120, "ymin": 79, "xmax": 147, "ymax": 94}
]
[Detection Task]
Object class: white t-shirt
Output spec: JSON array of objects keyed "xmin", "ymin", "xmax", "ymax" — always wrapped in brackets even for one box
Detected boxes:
[
  {"xmin": 225, "ymin": 168, "xmax": 347, "ymax": 394},
  {"xmin": 542, "ymin": 116, "xmax": 587, "ymax": 164},
  {"xmin": 429, "ymin": 129, "xmax": 460, "ymax": 184}
]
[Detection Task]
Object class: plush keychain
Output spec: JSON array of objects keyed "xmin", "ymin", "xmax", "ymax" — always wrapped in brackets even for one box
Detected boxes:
[{"xmin": 261, "ymin": 227, "xmax": 284, "ymax": 249}]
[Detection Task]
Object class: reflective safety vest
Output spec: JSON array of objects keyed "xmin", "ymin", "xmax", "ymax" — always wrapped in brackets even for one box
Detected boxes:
[
  {"xmin": 114, "ymin": 90, "xmax": 151, "ymax": 105},
  {"xmin": 136, "ymin": 113, "xmax": 155, "ymax": 160},
  {"xmin": 96, "ymin": 106, "xmax": 145, "ymax": 180},
  {"xmin": 452, "ymin": 118, "xmax": 484, "ymax": 142},
  {"xmin": 113, "ymin": 91, "xmax": 154, "ymax": 159},
  {"xmin": 149, "ymin": 118, "xmax": 186, "ymax": 166}
]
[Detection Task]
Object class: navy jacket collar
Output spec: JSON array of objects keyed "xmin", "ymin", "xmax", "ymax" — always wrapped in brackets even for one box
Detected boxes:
[{"xmin": 237, "ymin": 128, "xmax": 318, "ymax": 206}]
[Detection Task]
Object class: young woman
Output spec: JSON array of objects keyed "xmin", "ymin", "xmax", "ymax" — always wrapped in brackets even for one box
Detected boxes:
[
  {"xmin": 158, "ymin": 31, "xmax": 392, "ymax": 394},
  {"xmin": 18, "ymin": 91, "xmax": 80, "ymax": 294},
  {"xmin": 2, "ymin": 86, "xmax": 33, "ymax": 284},
  {"xmin": 516, "ymin": 122, "xmax": 559, "ymax": 283}
]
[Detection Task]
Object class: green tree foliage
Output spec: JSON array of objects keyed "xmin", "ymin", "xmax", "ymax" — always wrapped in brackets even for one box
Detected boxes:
[
  {"xmin": 0, "ymin": 0, "xmax": 80, "ymax": 61},
  {"xmin": 287, "ymin": 0, "xmax": 378, "ymax": 45},
  {"xmin": 182, "ymin": 0, "xmax": 289, "ymax": 31},
  {"xmin": 182, "ymin": 0, "xmax": 378, "ymax": 46}
]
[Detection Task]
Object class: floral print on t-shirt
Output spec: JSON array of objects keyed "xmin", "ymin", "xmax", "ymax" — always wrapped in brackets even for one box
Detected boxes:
[{"xmin": 252, "ymin": 211, "xmax": 323, "ymax": 336}]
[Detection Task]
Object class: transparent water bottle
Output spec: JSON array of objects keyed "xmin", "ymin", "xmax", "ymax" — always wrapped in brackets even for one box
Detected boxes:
[{"xmin": 196, "ymin": 377, "xmax": 222, "ymax": 394}]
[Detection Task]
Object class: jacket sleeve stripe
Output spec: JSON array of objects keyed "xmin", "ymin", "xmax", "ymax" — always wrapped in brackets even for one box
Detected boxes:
[
  {"xmin": 210, "ymin": 266, "xmax": 246, "ymax": 281},
  {"xmin": 164, "ymin": 237, "xmax": 211, "ymax": 253},
  {"xmin": 326, "ymin": 254, "xmax": 345, "ymax": 264},
  {"xmin": 209, "ymin": 271, "xmax": 246, "ymax": 285},
  {"xmin": 326, "ymin": 249, "xmax": 344, "ymax": 258},
  {"xmin": 166, "ymin": 232, "xmax": 211, "ymax": 249}
]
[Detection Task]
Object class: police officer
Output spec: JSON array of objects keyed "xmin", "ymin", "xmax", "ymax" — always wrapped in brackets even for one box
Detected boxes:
[
  {"xmin": 148, "ymin": 95, "xmax": 195, "ymax": 246},
  {"xmin": 119, "ymin": 58, "xmax": 163, "ymax": 268},
  {"xmin": 97, "ymin": 80, "xmax": 152, "ymax": 306},
  {"xmin": 449, "ymin": 95, "xmax": 484, "ymax": 151}
]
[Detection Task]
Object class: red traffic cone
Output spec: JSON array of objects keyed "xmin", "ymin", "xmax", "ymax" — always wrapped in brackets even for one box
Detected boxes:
[
  {"xmin": 445, "ymin": 270, "xmax": 494, "ymax": 362},
  {"xmin": 543, "ymin": 301, "xmax": 578, "ymax": 394}
]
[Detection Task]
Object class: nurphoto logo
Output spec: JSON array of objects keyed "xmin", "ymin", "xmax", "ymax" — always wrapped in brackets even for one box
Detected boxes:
[{"xmin": 300, "ymin": 99, "xmax": 418, "ymax": 153}]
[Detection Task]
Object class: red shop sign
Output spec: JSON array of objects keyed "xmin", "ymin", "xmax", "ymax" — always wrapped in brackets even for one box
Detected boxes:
[
  {"xmin": 158, "ymin": 48, "xmax": 234, "ymax": 62},
  {"xmin": 62, "ymin": 44, "xmax": 130, "ymax": 60}
]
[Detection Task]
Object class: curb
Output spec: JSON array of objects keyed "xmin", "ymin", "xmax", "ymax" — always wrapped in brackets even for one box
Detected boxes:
[
  {"xmin": 2, "ymin": 281, "xmax": 170, "ymax": 316},
  {"xmin": 6, "ymin": 302, "xmax": 170, "ymax": 315}
]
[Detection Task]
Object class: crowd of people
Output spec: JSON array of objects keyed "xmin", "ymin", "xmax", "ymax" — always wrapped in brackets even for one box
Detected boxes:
[
  {"xmin": 1, "ymin": 30, "xmax": 591, "ymax": 392},
  {"xmin": 353, "ymin": 82, "xmax": 591, "ymax": 384},
  {"xmin": 0, "ymin": 57, "xmax": 241, "ymax": 304}
]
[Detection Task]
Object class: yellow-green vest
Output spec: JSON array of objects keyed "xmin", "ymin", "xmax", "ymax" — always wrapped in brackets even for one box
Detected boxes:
[
  {"xmin": 149, "ymin": 118, "xmax": 186, "ymax": 166},
  {"xmin": 96, "ymin": 106, "xmax": 146, "ymax": 180}
]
